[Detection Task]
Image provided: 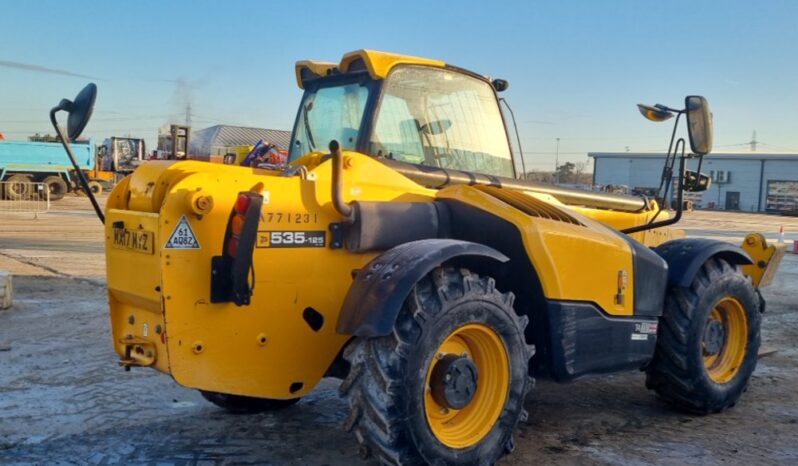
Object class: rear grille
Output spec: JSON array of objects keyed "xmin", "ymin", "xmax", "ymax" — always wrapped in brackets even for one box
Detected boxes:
[{"xmin": 475, "ymin": 185, "xmax": 583, "ymax": 226}]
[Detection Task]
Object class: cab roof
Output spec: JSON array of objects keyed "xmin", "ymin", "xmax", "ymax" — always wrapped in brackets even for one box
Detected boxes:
[{"xmin": 294, "ymin": 49, "xmax": 446, "ymax": 89}]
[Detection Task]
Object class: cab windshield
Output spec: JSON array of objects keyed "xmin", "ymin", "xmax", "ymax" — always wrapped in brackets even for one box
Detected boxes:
[
  {"xmin": 288, "ymin": 78, "xmax": 371, "ymax": 161},
  {"xmin": 371, "ymin": 66, "xmax": 514, "ymax": 178}
]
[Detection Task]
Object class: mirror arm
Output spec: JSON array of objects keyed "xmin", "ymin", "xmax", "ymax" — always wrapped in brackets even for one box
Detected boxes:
[
  {"xmin": 650, "ymin": 112, "xmax": 683, "ymax": 218},
  {"xmin": 664, "ymin": 111, "xmax": 684, "ymax": 158},
  {"xmin": 49, "ymin": 108, "xmax": 105, "ymax": 224},
  {"xmin": 655, "ymin": 104, "xmax": 682, "ymax": 114},
  {"xmin": 622, "ymin": 140, "xmax": 686, "ymax": 234}
]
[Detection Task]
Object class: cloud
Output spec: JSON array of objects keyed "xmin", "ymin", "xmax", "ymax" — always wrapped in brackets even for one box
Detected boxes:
[{"xmin": 0, "ymin": 60, "xmax": 100, "ymax": 80}]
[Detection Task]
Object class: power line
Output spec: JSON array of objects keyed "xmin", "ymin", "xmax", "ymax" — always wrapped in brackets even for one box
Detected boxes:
[{"xmin": 521, "ymin": 151, "xmax": 587, "ymax": 155}]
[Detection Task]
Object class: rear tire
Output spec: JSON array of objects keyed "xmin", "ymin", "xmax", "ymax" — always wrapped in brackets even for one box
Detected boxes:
[
  {"xmin": 646, "ymin": 257, "xmax": 761, "ymax": 414},
  {"xmin": 340, "ymin": 268, "xmax": 533, "ymax": 465},
  {"xmin": 3, "ymin": 174, "xmax": 32, "ymax": 200},
  {"xmin": 199, "ymin": 390, "xmax": 299, "ymax": 414},
  {"xmin": 43, "ymin": 176, "xmax": 68, "ymax": 201}
]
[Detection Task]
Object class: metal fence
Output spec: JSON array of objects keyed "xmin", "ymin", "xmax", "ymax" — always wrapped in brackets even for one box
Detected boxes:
[{"xmin": 0, "ymin": 181, "xmax": 50, "ymax": 217}]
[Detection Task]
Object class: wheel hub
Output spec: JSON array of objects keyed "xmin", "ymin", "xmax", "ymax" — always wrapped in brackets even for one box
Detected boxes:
[
  {"xmin": 703, "ymin": 319, "xmax": 726, "ymax": 355},
  {"xmin": 430, "ymin": 354, "xmax": 479, "ymax": 410}
]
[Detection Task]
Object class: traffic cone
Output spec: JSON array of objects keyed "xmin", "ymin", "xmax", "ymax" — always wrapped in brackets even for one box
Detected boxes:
[{"xmin": 778, "ymin": 225, "xmax": 785, "ymax": 244}]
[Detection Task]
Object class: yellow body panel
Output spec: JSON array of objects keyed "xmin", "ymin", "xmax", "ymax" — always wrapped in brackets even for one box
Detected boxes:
[
  {"xmin": 295, "ymin": 49, "xmax": 446, "ymax": 88},
  {"xmin": 437, "ymin": 185, "xmax": 635, "ymax": 315}
]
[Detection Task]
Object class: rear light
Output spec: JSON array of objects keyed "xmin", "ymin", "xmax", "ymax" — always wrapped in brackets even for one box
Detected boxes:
[
  {"xmin": 210, "ymin": 191, "xmax": 264, "ymax": 306},
  {"xmin": 226, "ymin": 214, "xmax": 246, "ymax": 256},
  {"xmin": 231, "ymin": 214, "xmax": 245, "ymax": 234},
  {"xmin": 235, "ymin": 194, "xmax": 251, "ymax": 216}
]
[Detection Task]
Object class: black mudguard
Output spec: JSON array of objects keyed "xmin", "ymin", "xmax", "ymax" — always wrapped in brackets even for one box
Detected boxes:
[
  {"xmin": 654, "ymin": 238, "xmax": 753, "ymax": 288},
  {"xmin": 336, "ymin": 239, "xmax": 509, "ymax": 337}
]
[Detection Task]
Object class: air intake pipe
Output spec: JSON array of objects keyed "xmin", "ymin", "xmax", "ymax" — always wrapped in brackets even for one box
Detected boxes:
[{"xmin": 329, "ymin": 140, "xmax": 354, "ymax": 220}]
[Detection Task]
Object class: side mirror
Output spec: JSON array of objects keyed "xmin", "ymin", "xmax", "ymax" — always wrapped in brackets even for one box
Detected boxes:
[
  {"xmin": 492, "ymin": 79, "xmax": 509, "ymax": 92},
  {"xmin": 684, "ymin": 169, "xmax": 711, "ymax": 192},
  {"xmin": 49, "ymin": 82, "xmax": 103, "ymax": 223},
  {"xmin": 55, "ymin": 83, "xmax": 97, "ymax": 142},
  {"xmin": 685, "ymin": 95, "xmax": 712, "ymax": 155}
]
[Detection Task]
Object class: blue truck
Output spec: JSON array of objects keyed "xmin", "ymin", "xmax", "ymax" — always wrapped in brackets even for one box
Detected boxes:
[{"xmin": 0, "ymin": 138, "xmax": 95, "ymax": 201}]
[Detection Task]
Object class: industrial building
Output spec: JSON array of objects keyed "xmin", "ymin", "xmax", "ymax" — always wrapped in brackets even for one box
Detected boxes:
[
  {"xmin": 589, "ymin": 152, "xmax": 798, "ymax": 213},
  {"xmin": 190, "ymin": 125, "xmax": 292, "ymax": 158}
]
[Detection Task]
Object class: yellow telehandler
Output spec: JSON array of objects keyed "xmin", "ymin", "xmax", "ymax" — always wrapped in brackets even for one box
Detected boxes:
[{"xmin": 50, "ymin": 50, "xmax": 783, "ymax": 465}]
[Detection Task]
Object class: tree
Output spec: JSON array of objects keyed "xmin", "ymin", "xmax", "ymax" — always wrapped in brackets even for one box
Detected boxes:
[{"xmin": 555, "ymin": 162, "xmax": 575, "ymax": 183}]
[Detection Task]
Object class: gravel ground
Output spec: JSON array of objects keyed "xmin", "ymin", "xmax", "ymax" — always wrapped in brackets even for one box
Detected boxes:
[{"xmin": 1, "ymin": 194, "xmax": 797, "ymax": 465}]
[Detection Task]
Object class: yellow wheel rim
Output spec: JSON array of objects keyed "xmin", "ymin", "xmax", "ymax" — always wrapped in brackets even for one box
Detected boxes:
[
  {"xmin": 424, "ymin": 323, "xmax": 510, "ymax": 449},
  {"xmin": 703, "ymin": 297, "xmax": 748, "ymax": 383}
]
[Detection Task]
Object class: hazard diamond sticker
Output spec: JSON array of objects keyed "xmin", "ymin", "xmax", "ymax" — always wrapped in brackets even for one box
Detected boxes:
[{"xmin": 164, "ymin": 215, "xmax": 200, "ymax": 249}]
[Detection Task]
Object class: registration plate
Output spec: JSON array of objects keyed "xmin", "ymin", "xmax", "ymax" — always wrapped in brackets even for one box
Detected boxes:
[{"xmin": 112, "ymin": 228, "xmax": 155, "ymax": 254}]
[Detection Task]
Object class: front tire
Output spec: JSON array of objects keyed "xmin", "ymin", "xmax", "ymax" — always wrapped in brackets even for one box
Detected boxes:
[
  {"xmin": 340, "ymin": 268, "xmax": 533, "ymax": 465},
  {"xmin": 199, "ymin": 390, "xmax": 299, "ymax": 414},
  {"xmin": 646, "ymin": 257, "xmax": 761, "ymax": 413}
]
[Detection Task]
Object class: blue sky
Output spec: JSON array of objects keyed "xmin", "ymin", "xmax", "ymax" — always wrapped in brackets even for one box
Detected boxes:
[{"xmin": 1, "ymin": 0, "xmax": 796, "ymax": 170}]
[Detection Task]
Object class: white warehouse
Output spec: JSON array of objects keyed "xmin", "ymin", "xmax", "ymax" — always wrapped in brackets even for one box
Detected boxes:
[{"xmin": 589, "ymin": 152, "xmax": 798, "ymax": 213}]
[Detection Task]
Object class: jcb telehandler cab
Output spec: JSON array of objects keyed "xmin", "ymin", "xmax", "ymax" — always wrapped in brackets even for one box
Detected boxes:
[{"xmin": 52, "ymin": 50, "xmax": 783, "ymax": 466}]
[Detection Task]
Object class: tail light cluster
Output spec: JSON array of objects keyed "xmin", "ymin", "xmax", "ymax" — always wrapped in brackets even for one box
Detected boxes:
[{"xmin": 211, "ymin": 192, "xmax": 263, "ymax": 306}]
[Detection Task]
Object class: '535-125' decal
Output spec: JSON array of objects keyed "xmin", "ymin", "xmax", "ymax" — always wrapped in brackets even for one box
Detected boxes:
[{"xmin": 256, "ymin": 230, "xmax": 326, "ymax": 248}]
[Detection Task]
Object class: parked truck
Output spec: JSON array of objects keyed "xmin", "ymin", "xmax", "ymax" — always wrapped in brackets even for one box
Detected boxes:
[
  {"xmin": 0, "ymin": 136, "xmax": 145, "ymax": 200},
  {"xmin": 0, "ymin": 138, "xmax": 95, "ymax": 200}
]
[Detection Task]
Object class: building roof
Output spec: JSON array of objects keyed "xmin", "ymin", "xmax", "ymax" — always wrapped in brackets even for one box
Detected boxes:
[
  {"xmin": 589, "ymin": 152, "xmax": 798, "ymax": 161},
  {"xmin": 191, "ymin": 125, "xmax": 292, "ymax": 156}
]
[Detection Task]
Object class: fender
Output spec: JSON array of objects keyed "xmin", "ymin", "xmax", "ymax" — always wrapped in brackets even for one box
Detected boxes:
[
  {"xmin": 654, "ymin": 238, "xmax": 753, "ymax": 288},
  {"xmin": 336, "ymin": 239, "xmax": 509, "ymax": 337}
]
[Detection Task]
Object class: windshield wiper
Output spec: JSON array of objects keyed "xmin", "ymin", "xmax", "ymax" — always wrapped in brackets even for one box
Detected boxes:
[{"xmin": 303, "ymin": 100, "xmax": 316, "ymax": 150}]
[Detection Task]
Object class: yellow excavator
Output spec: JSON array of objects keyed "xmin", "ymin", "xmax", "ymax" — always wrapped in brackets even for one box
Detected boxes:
[{"xmin": 50, "ymin": 50, "xmax": 783, "ymax": 465}]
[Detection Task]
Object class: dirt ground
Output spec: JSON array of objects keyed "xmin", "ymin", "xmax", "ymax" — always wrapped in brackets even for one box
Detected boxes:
[{"xmin": 1, "ymin": 194, "xmax": 797, "ymax": 465}]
